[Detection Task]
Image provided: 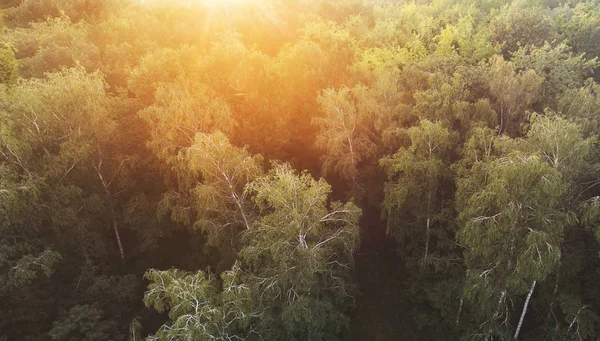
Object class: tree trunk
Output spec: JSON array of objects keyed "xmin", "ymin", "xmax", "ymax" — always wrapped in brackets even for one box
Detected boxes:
[
  {"xmin": 425, "ymin": 192, "xmax": 431, "ymax": 260},
  {"xmin": 513, "ymin": 280, "xmax": 536, "ymax": 340},
  {"xmin": 546, "ymin": 269, "xmax": 560, "ymax": 325},
  {"xmin": 456, "ymin": 298, "xmax": 464, "ymax": 326},
  {"xmin": 93, "ymin": 159, "xmax": 125, "ymax": 264},
  {"xmin": 385, "ymin": 210, "xmax": 391, "ymax": 238},
  {"xmin": 425, "ymin": 216, "xmax": 430, "ymax": 259},
  {"xmin": 487, "ymin": 290, "xmax": 507, "ymax": 341},
  {"xmin": 113, "ymin": 216, "xmax": 125, "ymax": 263},
  {"xmin": 494, "ymin": 290, "xmax": 506, "ymax": 319},
  {"xmin": 232, "ymin": 193, "xmax": 250, "ymax": 230},
  {"xmin": 497, "ymin": 103, "xmax": 505, "ymax": 135}
]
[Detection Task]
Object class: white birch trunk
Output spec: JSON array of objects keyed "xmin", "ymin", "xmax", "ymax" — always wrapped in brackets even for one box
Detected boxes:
[
  {"xmin": 425, "ymin": 216, "xmax": 430, "ymax": 259},
  {"xmin": 513, "ymin": 280, "xmax": 536, "ymax": 340},
  {"xmin": 456, "ymin": 298, "xmax": 463, "ymax": 326},
  {"xmin": 494, "ymin": 290, "xmax": 506, "ymax": 319},
  {"xmin": 113, "ymin": 216, "xmax": 125, "ymax": 263},
  {"xmin": 385, "ymin": 210, "xmax": 391, "ymax": 238},
  {"xmin": 93, "ymin": 160, "xmax": 125, "ymax": 263},
  {"xmin": 424, "ymin": 192, "xmax": 431, "ymax": 260}
]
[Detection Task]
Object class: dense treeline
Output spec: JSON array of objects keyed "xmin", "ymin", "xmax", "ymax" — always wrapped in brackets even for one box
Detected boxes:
[{"xmin": 1, "ymin": 0, "xmax": 600, "ymax": 340}]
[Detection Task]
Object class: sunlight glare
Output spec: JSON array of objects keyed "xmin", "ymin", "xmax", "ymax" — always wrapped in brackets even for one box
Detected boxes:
[{"xmin": 199, "ymin": 0, "xmax": 251, "ymax": 8}]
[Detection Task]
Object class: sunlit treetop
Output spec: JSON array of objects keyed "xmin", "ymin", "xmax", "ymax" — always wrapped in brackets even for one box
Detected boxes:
[
  {"xmin": 199, "ymin": 0, "xmax": 253, "ymax": 7},
  {"xmin": 139, "ymin": 0, "xmax": 259, "ymax": 8}
]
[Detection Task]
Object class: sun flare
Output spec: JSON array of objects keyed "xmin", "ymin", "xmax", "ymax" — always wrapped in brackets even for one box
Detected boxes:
[
  {"xmin": 200, "ymin": 0, "xmax": 250, "ymax": 7},
  {"xmin": 140, "ymin": 0, "xmax": 256, "ymax": 9}
]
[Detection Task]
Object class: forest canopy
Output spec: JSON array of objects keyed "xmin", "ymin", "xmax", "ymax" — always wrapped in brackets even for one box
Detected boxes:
[{"xmin": 1, "ymin": 0, "xmax": 600, "ymax": 340}]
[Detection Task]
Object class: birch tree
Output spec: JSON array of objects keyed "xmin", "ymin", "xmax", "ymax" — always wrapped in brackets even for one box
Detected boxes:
[
  {"xmin": 0, "ymin": 66, "xmax": 141, "ymax": 338},
  {"xmin": 0, "ymin": 67, "xmax": 132, "ymax": 262},
  {"xmin": 487, "ymin": 55, "xmax": 543, "ymax": 136},
  {"xmin": 512, "ymin": 42, "xmax": 598, "ymax": 107},
  {"xmin": 141, "ymin": 76, "xmax": 243, "ymax": 259},
  {"xmin": 140, "ymin": 78, "xmax": 235, "ymax": 166},
  {"xmin": 145, "ymin": 163, "xmax": 360, "ymax": 341},
  {"xmin": 457, "ymin": 151, "xmax": 567, "ymax": 340},
  {"xmin": 558, "ymin": 80, "xmax": 600, "ymax": 137},
  {"xmin": 144, "ymin": 263, "xmax": 260, "ymax": 341},
  {"xmin": 162, "ymin": 132, "xmax": 264, "ymax": 249},
  {"xmin": 0, "ymin": 43, "xmax": 18, "ymax": 84},
  {"xmin": 314, "ymin": 86, "xmax": 378, "ymax": 184},
  {"xmin": 381, "ymin": 119, "xmax": 456, "ymax": 262},
  {"xmin": 243, "ymin": 163, "xmax": 361, "ymax": 341},
  {"xmin": 523, "ymin": 113, "xmax": 596, "ymax": 190}
]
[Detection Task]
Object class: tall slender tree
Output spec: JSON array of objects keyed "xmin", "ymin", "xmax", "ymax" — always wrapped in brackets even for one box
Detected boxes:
[{"xmin": 381, "ymin": 119, "xmax": 456, "ymax": 263}]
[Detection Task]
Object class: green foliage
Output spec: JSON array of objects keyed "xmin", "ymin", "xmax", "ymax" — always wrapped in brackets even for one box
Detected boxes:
[
  {"xmin": 49, "ymin": 305, "xmax": 116, "ymax": 341},
  {"xmin": 559, "ymin": 1, "xmax": 600, "ymax": 63},
  {"xmin": 413, "ymin": 73, "xmax": 497, "ymax": 134},
  {"xmin": 523, "ymin": 113, "xmax": 596, "ymax": 185},
  {"xmin": 458, "ymin": 126, "xmax": 501, "ymax": 168},
  {"xmin": 2, "ymin": 0, "xmax": 600, "ymax": 340},
  {"xmin": 314, "ymin": 86, "xmax": 379, "ymax": 182},
  {"xmin": 457, "ymin": 151, "xmax": 568, "ymax": 338},
  {"xmin": 2, "ymin": 0, "xmax": 114, "ymax": 27},
  {"xmin": 552, "ymin": 295, "xmax": 600, "ymax": 340},
  {"xmin": 4, "ymin": 15, "xmax": 100, "ymax": 78},
  {"xmin": 246, "ymin": 163, "xmax": 360, "ymax": 340},
  {"xmin": 127, "ymin": 46, "xmax": 202, "ymax": 104},
  {"xmin": 512, "ymin": 42, "xmax": 598, "ymax": 106},
  {"xmin": 558, "ymin": 79, "xmax": 600, "ymax": 136},
  {"xmin": 173, "ymin": 132, "xmax": 263, "ymax": 249},
  {"xmin": 0, "ymin": 42, "xmax": 18, "ymax": 83},
  {"xmin": 486, "ymin": 55, "xmax": 543, "ymax": 136},
  {"xmin": 146, "ymin": 163, "xmax": 360, "ymax": 341},
  {"xmin": 144, "ymin": 264, "xmax": 257, "ymax": 341},
  {"xmin": 434, "ymin": 14, "xmax": 498, "ymax": 64},
  {"xmin": 489, "ymin": 2, "xmax": 558, "ymax": 56},
  {"xmin": 381, "ymin": 120, "xmax": 457, "ymax": 262},
  {"xmin": 0, "ymin": 63, "xmax": 142, "ymax": 340},
  {"xmin": 141, "ymin": 80, "xmax": 235, "ymax": 165},
  {"xmin": 5, "ymin": 249, "xmax": 62, "ymax": 287}
]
